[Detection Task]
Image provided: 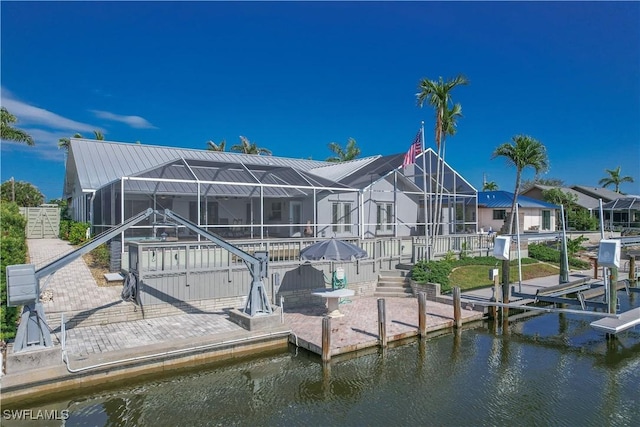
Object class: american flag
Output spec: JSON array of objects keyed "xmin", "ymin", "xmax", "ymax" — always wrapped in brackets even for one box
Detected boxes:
[{"xmin": 402, "ymin": 129, "xmax": 423, "ymax": 167}]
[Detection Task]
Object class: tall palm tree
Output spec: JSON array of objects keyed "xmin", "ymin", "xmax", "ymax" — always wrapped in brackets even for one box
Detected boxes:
[
  {"xmin": 230, "ymin": 136, "xmax": 272, "ymax": 155},
  {"xmin": 1, "ymin": 107, "xmax": 34, "ymax": 145},
  {"xmin": 206, "ymin": 139, "xmax": 226, "ymax": 151},
  {"xmin": 416, "ymin": 74, "xmax": 468, "ymax": 241},
  {"xmin": 433, "ymin": 103, "xmax": 463, "ymax": 237},
  {"xmin": 492, "ymin": 135, "xmax": 549, "ymax": 234},
  {"xmin": 326, "ymin": 137, "xmax": 361, "ymax": 162},
  {"xmin": 598, "ymin": 166, "xmax": 634, "ymax": 193},
  {"xmin": 492, "ymin": 134, "xmax": 548, "ymax": 299},
  {"xmin": 482, "ymin": 181, "xmax": 499, "ymax": 191}
]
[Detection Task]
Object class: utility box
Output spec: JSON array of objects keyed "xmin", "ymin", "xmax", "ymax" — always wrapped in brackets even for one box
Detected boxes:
[
  {"xmin": 598, "ymin": 239, "xmax": 621, "ymax": 268},
  {"xmin": 489, "ymin": 268, "xmax": 499, "ymax": 280},
  {"xmin": 493, "ymin": 236, "xmax": 511, "ymax": 260},
  {"xmin": 6, "ymin": 264, "xmax": 38, "ymax": 307}
]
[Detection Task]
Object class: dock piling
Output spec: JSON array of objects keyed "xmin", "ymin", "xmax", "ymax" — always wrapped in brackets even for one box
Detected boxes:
[
  {"xmin": 418, "ymin": 292, "xmax": 427, "ymax": 338},
  {"xmin": 630, "ymin": 258, "xmax": 636, "ymax": 285},
  {"xmin": 453, "ymin": 286, "xmax": 462, "ymax": 329},
  {"xmin": 322, "ymin": 316, "xmax": 331, "ymax": 362},
  {"xmin": 377, "ymin": 298, "xmax": 387, "ymax": 348}
]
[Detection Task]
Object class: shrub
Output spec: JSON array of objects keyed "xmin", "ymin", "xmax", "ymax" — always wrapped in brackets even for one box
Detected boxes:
[
  {"xmin": 412, "ymin": 259, "xmax": 454, "ymax": 292},
  {"xmin": 89, "ymin": 244, "xmax": 110, "ymax": 269},
  {"xmin": 529, "ymin": 242, "xmax": 590, "ymax": 269},
  {"xmin": 1, "ymin": 202, "xmax": 27, "ymax": 340},
  {"xmin": 59, "ymin": 219, "xmax": 72, "ymax": 240},
  {"xmin": 68, "ymin": 221, "xmax": 90, "ymax": 245}
]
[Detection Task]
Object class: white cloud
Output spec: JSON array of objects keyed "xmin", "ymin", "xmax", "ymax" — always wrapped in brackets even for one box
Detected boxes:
[
  {"xmin": 91, "ymin": 110, "xmax": 156, "ymax": 129},
  {"xmin": 2, "ymin": 91, "xmax": 97, "ymax": 133}
]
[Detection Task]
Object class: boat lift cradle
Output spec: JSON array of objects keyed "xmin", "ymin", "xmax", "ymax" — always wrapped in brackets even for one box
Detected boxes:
[{"xmin": 6, "ymin": 208, "xmax": 271, "ymax": 353}]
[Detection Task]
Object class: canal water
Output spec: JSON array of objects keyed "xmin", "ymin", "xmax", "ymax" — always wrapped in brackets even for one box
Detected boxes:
[{"xmin": 7, "ymin": 295, "xmax": 640, "ymax": 426}]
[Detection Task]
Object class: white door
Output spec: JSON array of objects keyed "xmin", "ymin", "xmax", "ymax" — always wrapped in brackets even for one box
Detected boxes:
[{"xmin": 289, "ymin": 201, "xmax": 302, "ymax": 237}]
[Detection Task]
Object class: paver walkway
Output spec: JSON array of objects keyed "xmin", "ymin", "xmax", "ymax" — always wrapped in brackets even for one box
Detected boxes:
[{"xmin": 28, "ymin": 239, "xmax": 121, "ymax": 314}]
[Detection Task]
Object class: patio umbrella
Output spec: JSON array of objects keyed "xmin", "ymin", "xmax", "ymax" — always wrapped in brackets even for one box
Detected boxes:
[{"xmin": 300, "ymin": 238, "xmax": 368, "ymax": 261}]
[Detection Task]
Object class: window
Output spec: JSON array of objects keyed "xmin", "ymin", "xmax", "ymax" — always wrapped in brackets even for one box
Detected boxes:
[
  {"xmin": 376, "ymin": 203, "xmax": 394, "ymax": 231},
  {"xmin": 332, "ymin": 202, "xmax": 352, "ymax": 233},
  {"xmin": 542, "ymin": 210, "xmax": 551, "ymax": 230},
  {"xmin": 493, "ymin": 210, "xmax": 506, "ymax": 220},
  {"xmin": 269, "ymin": 201, "xmax": 282, "ymax": 221}
]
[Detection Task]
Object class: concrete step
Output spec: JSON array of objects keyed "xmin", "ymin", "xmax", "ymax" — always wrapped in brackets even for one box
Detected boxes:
[
  {"xmin": 379, "ymin": 269, "xmax": 412, "ymax": 278},
  {"xmin": 375, "ymin": 286, "xmax": 413, "ymax": 294},
  {"xmin": 373, "ymin": 291, "xmax": 414, "ymax": 298},
  {"xmin": 377, "ymin": 276, "xmax": 409, "ymax": 284},
  {"xmin": 377, "ymin": 281, "xmax": 411, "ymax": 289}
]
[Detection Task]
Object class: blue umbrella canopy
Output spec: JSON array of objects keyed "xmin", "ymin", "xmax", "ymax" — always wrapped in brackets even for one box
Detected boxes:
[{"xmin": 300, "ymin": 238, "xmax": 368, "ymax": 261}]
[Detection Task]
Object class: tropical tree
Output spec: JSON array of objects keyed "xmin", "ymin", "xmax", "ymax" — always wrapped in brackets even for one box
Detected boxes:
[
  {"xmin": 230, "ymin": 136, "xmax": 271, "ymax": 155},
  {"xmin": 58, "ymin": 130, "xmax": 104, "ymax": 151},
  {"xmin": 1, "ymin": 107, "xmax": 34, "ymax": 145},
  {"xmin": 598, "ymin": 166, "xmax": 634, "ymax": 193},
  {"xmin": 1, "ymin": 179, "xmax": 45, "ymax": 206},
  {"xmin": 207, "ymin": 139, "xmax": 226, "ymax": 151},
  {"xmin": 520, "ymin": 177, "xmax": 565, "ymax": 193},
  {"xmin": 483, "ymin": 181, "xmax": 498, "ymax": 191},
  {"xmin": 416, "ymin": 74, "xmax": 468, "ymax": 241},
  {"xmin": 492, "ymin": 135, "xmax": 549, "ymax": 234},
  {"xmin": 326, "ymin": 137, "xmax": 361, "ymax": 162}
]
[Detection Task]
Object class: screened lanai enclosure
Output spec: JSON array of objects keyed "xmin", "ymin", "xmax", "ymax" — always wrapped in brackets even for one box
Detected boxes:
[{"xmin": 65, "ymin": 139, "xmax": 478, "ymax": 244}]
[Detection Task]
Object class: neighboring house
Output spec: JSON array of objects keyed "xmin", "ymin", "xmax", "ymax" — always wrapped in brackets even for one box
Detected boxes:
[
  {"xmin": 63, "ymin": 139, "xmax": 478, "ymax": 240},
  {"xmin": 522, "ymin": 185, "xmax": 601, "ymax": 215},
  {"xmin": 477, "ymin": 191, "xmax": 558, "ymax": 233},
  {"xmin": 570, "ymin": 186, "xmax": 626, "ymax": 204},
  {"xmin": 602, "ymin": 197, "xmax": 640, "ymax": 229}
]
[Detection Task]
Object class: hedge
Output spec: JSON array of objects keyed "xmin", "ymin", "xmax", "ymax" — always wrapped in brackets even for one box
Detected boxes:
[{"xmin": 1, "ymin": 202, "xmax": 27, "ymax": 340}]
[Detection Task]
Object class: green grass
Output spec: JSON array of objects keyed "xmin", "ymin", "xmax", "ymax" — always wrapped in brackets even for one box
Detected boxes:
[{"xmin": 449, "ymin": 262, "xmax": 560, "ymax": 291}]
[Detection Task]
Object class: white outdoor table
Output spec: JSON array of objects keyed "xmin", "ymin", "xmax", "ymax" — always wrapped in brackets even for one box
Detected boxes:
[{"xmin": 312, "ymin": 288, "xmax": 355, "ymax": 318}]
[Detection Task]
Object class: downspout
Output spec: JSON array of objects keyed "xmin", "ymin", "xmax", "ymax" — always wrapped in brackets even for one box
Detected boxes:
[
  {"xmin": 313, "ymin": 189, "xmax": 317, "ymax": 238},
  {"xmin": 359, "ymin": 190, "xmax": 364, "ymax": 240},
  {"xmin": 120, "ymin": 177, "xmax": 125, "ymax": 253},
  {"xmin": 88, "ymin": 190, "xmax": 97, "ymax": 235},
  {"xmin": 394, "ymin": 170, "xmax": 398, "ymax": 237}
]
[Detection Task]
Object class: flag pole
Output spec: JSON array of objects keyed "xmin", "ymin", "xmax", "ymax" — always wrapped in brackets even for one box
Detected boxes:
[{"xmin": 420, "ymin": 121, "xmax": 429, "ymax": 261}]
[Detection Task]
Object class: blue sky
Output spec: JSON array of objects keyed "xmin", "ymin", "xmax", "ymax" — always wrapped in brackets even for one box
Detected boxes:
[{"xmin": 1, "ymin": 1, "xmax": 639, "ymax": 201}]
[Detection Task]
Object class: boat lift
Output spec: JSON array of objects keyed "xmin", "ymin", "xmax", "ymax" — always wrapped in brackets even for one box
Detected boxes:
[{"xmin": 6, "ymin": 208, "xmax": 272, "ymax": 353}]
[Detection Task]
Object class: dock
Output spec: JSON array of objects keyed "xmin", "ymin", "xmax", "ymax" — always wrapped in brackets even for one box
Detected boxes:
[{"xmin": 591, "ymin": 307, "xmax": 640, "ymax": 334}]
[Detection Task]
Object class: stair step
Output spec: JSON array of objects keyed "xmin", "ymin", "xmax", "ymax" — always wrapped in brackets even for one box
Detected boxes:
[
  {"xmin": 375, "ymin": 286, "xmax": 413, "ymax": 294},
  {"xmin": 379, "ymin": 269, "xmax": 412, "ymax": 278},
  {"xmin": 373, "ymin": 292, "xmax": 414, "ymax": 298}
]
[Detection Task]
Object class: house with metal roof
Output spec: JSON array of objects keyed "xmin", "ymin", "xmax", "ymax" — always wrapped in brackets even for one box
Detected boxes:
[
  {"xmin": 477, "ymin": 191, "xmax": 558, "ymax": 233},
  {"xmin": 63, "ymin": 138, "xmax": 478, "ymax": 241},
  {"xmin": 602, "ymin": 197, "xmax": 640, "ymax": 230},
  {"xmin": 522, "ymin": 184, "xmax": 602, "ymax": 213}
]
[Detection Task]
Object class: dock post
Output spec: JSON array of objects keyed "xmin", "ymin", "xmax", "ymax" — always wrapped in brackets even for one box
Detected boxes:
[
  {"xmin": 609, "ymin": 268, "xmax": 618, "ymax": 314},
  {"xmin": 377, "ymin": 298, "xmax": 387, "ymax": 348},
  {"xmin": 630, "ymin": 258, "xmax": 636, "ymax": 286},
  {"xmin": 489, "ymin": 272, "xmax": 499, "ymax": 320},
  {"xmin": 453, "ymin": 286, "xmax": 462, "ymax": 329},
  {"xmin": 322, "ymin": 316, "xmax": 331, "ymax": 362},
  {"xmin": 418, "ymin": 292, "xmax": 427, "ymax": 338}
]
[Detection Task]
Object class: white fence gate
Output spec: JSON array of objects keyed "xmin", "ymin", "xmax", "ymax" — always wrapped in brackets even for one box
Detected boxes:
[{"xmin": 19, "ymin": 205, "xmax": 60, "ymax": 239}]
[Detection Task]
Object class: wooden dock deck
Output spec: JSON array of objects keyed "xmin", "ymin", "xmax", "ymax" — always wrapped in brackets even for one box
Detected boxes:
[{"xmin": 283, "ymin": 296, "xmax": 484, "ymax": 358}]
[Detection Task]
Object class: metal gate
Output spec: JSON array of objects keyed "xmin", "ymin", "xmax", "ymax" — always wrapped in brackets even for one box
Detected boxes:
[{"xmin": 19, "ymin": 205, "xmax": 60, "ymax": 238}]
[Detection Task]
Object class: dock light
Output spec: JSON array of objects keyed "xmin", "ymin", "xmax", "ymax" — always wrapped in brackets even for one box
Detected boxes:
[
  {"xmin": 493, "ymin": 236, "xmax": 511, "ymax": 260},
  {"xmin": 597, "ymin": 239, "xmax": 621, "ymax": 268}
]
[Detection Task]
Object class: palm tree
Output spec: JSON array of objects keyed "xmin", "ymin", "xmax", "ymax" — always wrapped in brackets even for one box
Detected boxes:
[
  {"xmin": 492, "ymin": 134, "xmax": 548, "ymax": 300},
  {"xmin": 1, "ymin": 107, "xmax": 34, "ymax": 145},
  {"xmin": 206, "ymin": 140, "xmax": 226, "ymax": 151},
  {"xmin": 230, "ymin": 136, "xmax": 272, "ymax": 155},
  {"xmin": 326, "ymin": 137, "xmax": 361, "ymax": 162},
  {"xmin": 433, "ymin": 103, "xmax": 463, "ymax": 237},
  {"xmin": 416, "ymin": 74, "xmax": 468, "ymax": 240},
  {"xmin": 482, "ymin": 181, "xmax": 499, "ymax": 191},
  {"xmin": 598, "ymin": 166, "xmax": 634, "ymax": 193},
  {"xmin": 58, "ymin": 133, "xmax": 83, "ymax": 150},
  {"xmin": 58, "ymin": 130, "xmax": 104, "ymax": 150},
  {"xmin": 492, "ymin": 135, "xmax": 549, "ymax": 234}
]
